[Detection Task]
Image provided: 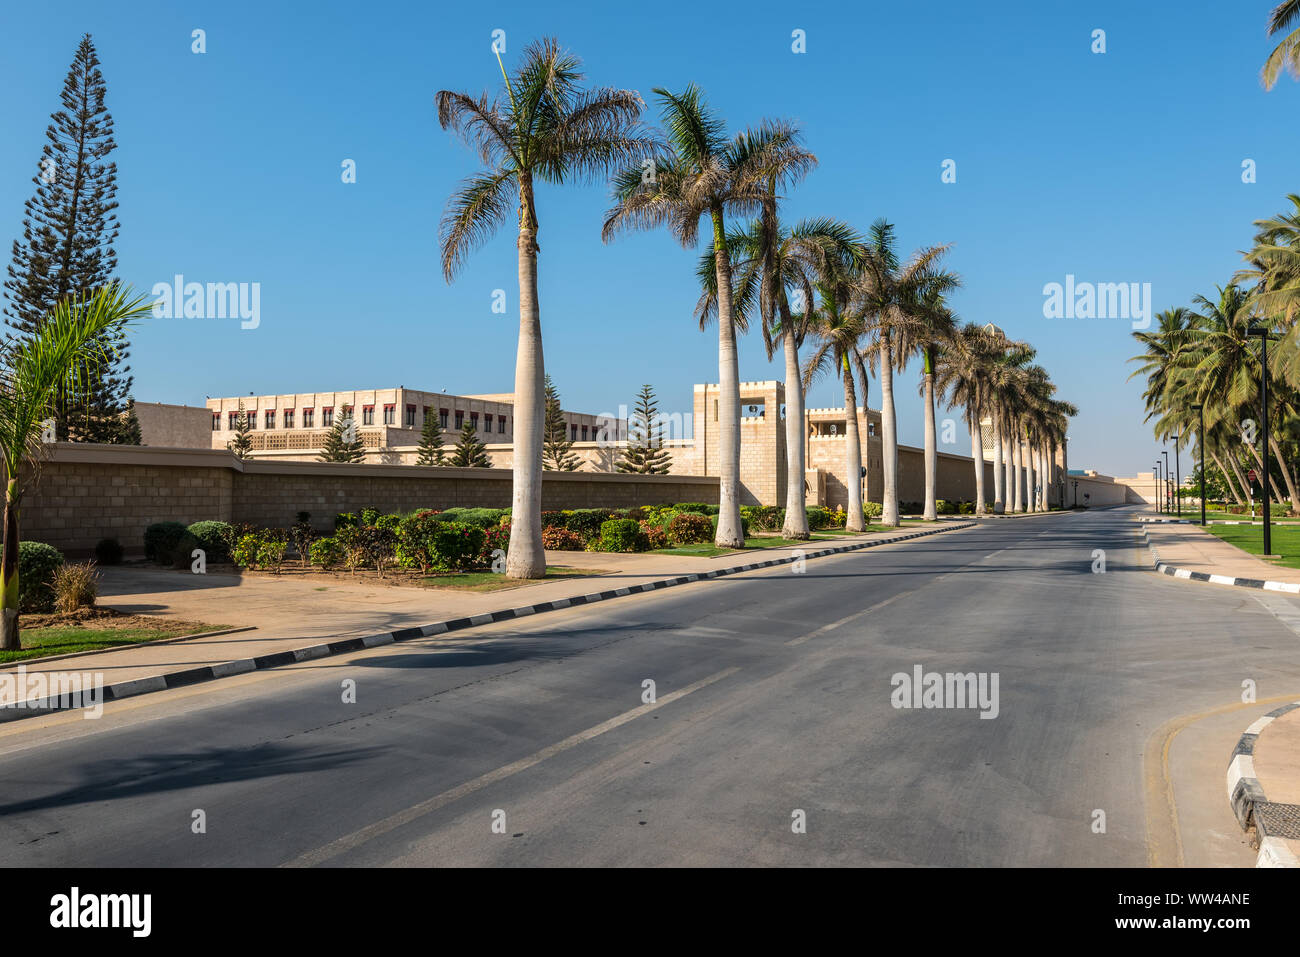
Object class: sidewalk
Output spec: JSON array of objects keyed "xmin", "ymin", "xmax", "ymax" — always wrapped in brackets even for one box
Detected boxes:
[
  {"xmin": 1228, "ymin": 702, "xmax": 1300, "ymax": 867},
  {"xmin": 2, "ymin": 522, "xmax": 969, "ymax": 707},
  {"xmin": 1139, "ymin": 521, "xmax": 1300, "ymax": 588}
]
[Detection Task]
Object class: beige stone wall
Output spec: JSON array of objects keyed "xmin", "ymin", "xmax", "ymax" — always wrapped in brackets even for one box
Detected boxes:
[
  {"xmin": 134, "ymin": 402, "xmax": 213, "ymax": 449},
  {"xmin": 19, "ymin": 445, "xmax": 718, "ymax": 556}
]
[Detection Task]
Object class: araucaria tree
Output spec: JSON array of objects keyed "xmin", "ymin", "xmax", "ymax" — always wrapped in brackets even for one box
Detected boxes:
[
  {"xmin": 227, "ymin": 400, "xmax": 252, "ymax": 459},
  {"xmin": 617, "ymin": 384, "xmax": 671, "ymax": 474},
  {"xmin": 318, "ymin": 405, "xmax": 365, "ymax": 463},
  {"xmin": 543, "ymin": 374, "xmax": 581, "ymax": 471},
  {"xmin": 1, "ymin": 284, "xmax": 150, "ymax": 651},
  {"xmin": 4, "ymin": 35, "xmax": 135, "ymax": 444},
  {"xmin": 415, "ymin": 410, "xmax": 445, "ymax": 465},
  {"xmin": 451, "ymin": 421, "xmax": 491, "ymax": 468},
  {"xmin": 604, "ymin": 84, "xmax": 815, "ymax": 547},
  {"xmin": 437, "ymin": 38, "xmax": 654, "ymax": 578}
]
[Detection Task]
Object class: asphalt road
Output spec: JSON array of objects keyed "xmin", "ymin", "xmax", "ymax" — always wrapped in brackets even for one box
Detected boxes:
[{"xmin": 2, "ymin": 508, "xmax": 1297, "ymax": 866}]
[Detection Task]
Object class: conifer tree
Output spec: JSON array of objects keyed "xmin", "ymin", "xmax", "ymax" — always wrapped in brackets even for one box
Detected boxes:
[
  {"xmin": 226, "ymin": 401, "xmax": 252, "ymax": 459},
  {"xmin": 543, "ymin": 374, "xmax": 582, "ymax": 471},
  {"xmin": 450, "ymin": 421, "xmax": 491, "ymax": 468},
  {"xmin": 4, "ymin": 34, "xmax": 133, "ymax": 442},
  {"xmin": 415, "ymin": 411, "xmax": 446, "ymax": 465},
  {"xmin": 319, "ymin": 404, "xmax": 365, "ymax": 462},
  {"xmin": 617, "ymin": 384, "xmax": 671, "ymax": 474}
]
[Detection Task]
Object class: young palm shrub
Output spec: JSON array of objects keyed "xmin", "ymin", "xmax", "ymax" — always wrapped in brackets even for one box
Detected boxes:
[
  {"xmin": 437, "ymin": 38, "xmax": 655, "ymax": 578},
  {"xmin": 53, "ymin": 561, "xmax": 99, "ymax": 614},
  {"xmin": 604, "ymin": 84, "xmax": 815, "ymax": 547},
  {"xmin": 0, "ymin": 284, "xmax": 151, "ymax": 650}
]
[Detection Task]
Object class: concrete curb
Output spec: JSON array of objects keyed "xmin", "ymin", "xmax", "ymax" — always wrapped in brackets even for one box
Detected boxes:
[
  {"xmin": 1137, "ymin": 526, "xmax": 1300, "ymax": 593},
  {"xmin": 0, "ymin": 521, "xmax": 976, "ymax": 723},
  {"xmin": 1225, "ymin": 701, "xmax": 1300, "ymax": 868}
]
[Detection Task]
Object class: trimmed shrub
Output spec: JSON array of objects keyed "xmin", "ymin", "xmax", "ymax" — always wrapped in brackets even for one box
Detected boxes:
[
  {"xmin": 901, "ymin": 501, "xmax": 923, "ymax": 515},
  {"xmin": 395, "ymin": 511, "xmax": 442, "ymax": 573},
  {"xmin": 169, "ymin": 532, "xmax": 200, "ymax": 569},
  {"xmin": 232, "ymin": 533, "xmax": 262, "ymax": 569},
  {"xmin": 542, "ymin": 526, "xmax": 586, "ymax": 551},
  {"xmin": 673, "ymin": 502, "xmax": 718, "ymax": 515},
  {"xmin": 438, "ymin": 507, "xmax": 509, "ymax": 529},
  {"xmin": 478, "ymin": 522, "xmax": 510, "ymax": 569},
  {"xmin": 309, "ymin": 536, "xmax": 344, "ymax": 570},
  {"xmin": 597, "ymin": 518, "xmax": 649, "ymax": 552},
  {"xmin": 741, "ymin": 505, "xmax": 784, "ymax": 531},
  {"xmin": 863, "ymin": 501, "xmax": 883, "ymax": 521},
  {"xmin": 187, "ymin": 521, "xmax": 232, "ymax": 563},
  {"xmin": 806, "ymin": 506, "xmax": 837, "ymax": 530},
  {"xmin": 53, "ymin": 561, "xmax": 99, "ymax": 613},
  {"xmin": 640, "ymin": 521, "xmax": 669, "ymax": 550},
  {"xmin": 564, "ymin": 508, "xmax": 614, "ymax": 542},
  {"xmin": 334, "ymin": 512, "xmax": 359, "ymax": 531},
  {"xmin": 428, "ymin": 522, "xmax": 486, "ymax": 571},
  {"xmin": 540, "ymin": 510, "xmax": 568, "ymax": 529},
  {"xmin": 935, "ymin": 499, "xmax": 957, "ymax": 515},
  {"xmin": 144, "ymin": 522, "xmax": 188, "ymax": 564},
  {"xmin": 18, "ymin": 541, "xmax": 64, "ymax": 613},
  {"xmin": 94, "ymin": 537, "xmax": 124, "ymax": 566},
  {"xmin": 360, "ymin": 507, "xmax": 379, "ymax": 526},
  {"xmin": 957, "ymin": 501, "xmax": 976, "ymax": 514},
  {"xmin": 668, "ymin": 512, "xmax": 714, "ymax": 545}
]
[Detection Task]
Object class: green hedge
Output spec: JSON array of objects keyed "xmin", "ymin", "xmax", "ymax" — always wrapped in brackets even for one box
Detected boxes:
[
  {"xmin": 17, "ymin": 541, "xmax": 64, "ymax": 613},
  {"xmin": 144, "ymin": 522, "xmax": 189, "ymax": 564}
]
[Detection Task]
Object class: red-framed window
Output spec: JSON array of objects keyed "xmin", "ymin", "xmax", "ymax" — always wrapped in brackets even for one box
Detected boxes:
[
  {"xmin": 455, "ymin": 410, "xmax": 464, "ymax": 430},
  {"xmin": 322, "ymin": 407, "xmax": 334, "ymax": 427},
  {"xmin": 498, "ymin": 416, "xmax": 506, "ymax": 434},
  {"xmin": 212, "ymin": 412, "xmax": 220, "ymax": 431},
  {"xmin": 303, "ymin": 408, "xmax": 314, "ymax": 428},
  {"xmin": 382, "ymin": 403, "xmax": 396, "ymax": 425},
  {"xmin": 264, "ymin": 410, "xmax": 275, "ymax": 429},
  {"xmin": 362, "ymin": 405, "xmax": 375, "ymax": 426},
  {"xmin": 283, "ymin": 409, "xmax": 294, "ymax": 428},
  {"xmin": 406, "ymin": 404, "xmax": 416, "ymax": 427},
  {"xmin": 439, "ymin": 408, "xmax": 449, "ymax": 428}
]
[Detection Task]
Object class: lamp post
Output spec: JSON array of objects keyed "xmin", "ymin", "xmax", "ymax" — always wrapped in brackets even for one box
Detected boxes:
[
  {"xmin": 1191, "ymin": 404, "xmax": 1206, "ymax": 526},
  {"xmin": 1073, "ymin": 479, "xmax": 1079, "ymax": 508},
  {"xmin": 1154, "ymin": 461, "xmax": 1161, "ymax": 514},
  {"xmin": 1162, "ymin": 449, "xmax": 1170, "ymax": 514},
  {"xmin": 1248, "ymin": 326, "xmax": 1275, "ymax": 557},
  {"xmin": 1174, "ymin": 432, "xmax": 1181, "ymax": 518}
]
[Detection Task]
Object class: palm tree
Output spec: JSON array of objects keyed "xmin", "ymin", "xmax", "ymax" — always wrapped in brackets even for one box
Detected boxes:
[
  {"xmin": 803, "ymin": 277, "xmax": 869, "ymax": 531},
  {"xmin": 2, "ymin": 284, "xmax": 151, "ymax": 650},
  {"xmin": 1262, "ymin": 1, "xmax": 1300, "ymax": 90},
  {"xmin": 854, "ymin": 220, "xmax": 958, "ymax": 525},
  {"xmin": 437, "ymin": 39, "xmax": 654, "ymax": 578},
  {"xmin": 604, "ymin": 86, "xmax": 815, "ymax": 546},
  {"xmin": 899, "ymin": 287, "xmax": 960, "ymax": 520}
]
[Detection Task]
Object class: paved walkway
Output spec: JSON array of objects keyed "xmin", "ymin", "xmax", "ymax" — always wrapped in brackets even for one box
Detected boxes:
[
  {"xmin": 1250, "ymin": 706, "xmax": 1300, "ymax": 865},
  {"xmin": 1140, "ymin": 520, "xmax": 1300, "ymax": 586},
  {"xmin": 5, "ymin": 525, "xmax": 946, "ymax": 689}
]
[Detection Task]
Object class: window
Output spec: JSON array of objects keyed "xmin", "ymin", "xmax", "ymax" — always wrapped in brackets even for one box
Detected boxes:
[
  {"xmin": 248, "ymin": 411, "xmax": 256, "ymax": 429},
  {"xmin": 483, "ymin": 414, "xmax": 493, "ymax": 433},
  {"xmin": 581, "ymin": 425, "xmax": 588, "ymax": 441},
  {"xmin": 469, "ymin": 412, "xmax": 479, "ymax": 433},
  {"xmin": 383, "ymin": 403, "xmax": 395, "ymax": 425},
  {"xmin": 455, "ymin": 410, "xmax": 464, "ymax": 430},
  {"xmin": 570, "ymin": 424, "xmax": 577, "ymax": 441},
  {"xmin": 868, "ymin": 422, "xmax": 876, "ymax": 437},
  {"xmin": 228, "ymin": 411, "xmax": 239, "ymax": 430},
  {"xmin": 322, "ymin": 407, "xmax": 334, "ymax": 427},
  {"xmin": 264, "ymin": 410, "xmax": 275, "ymax": 429},
  {"xmin": 440, "ymin": 408, "xmax": 449, "ymax": 429},
  {"xmin": 303, "ymin": 408, "xmax": 314, "ymax": 428},
  {"xmin": 406, "ymin": 405, "xmax": 416, "ymax": 427},
  {"xmin": 362, "ymin": 405, "xmax": 375, "ymax": 426},
  {"xmin": 498, "ymin": 416, "xmax": 506, "ymax": 434},
  {"xmin": 284, "ymin": 409, "xmax": 294, "ymax": 429},
  {"xmin": 212, "ymin": 412, "xmax": 220, "ymax": 432},
  {"xmin": 422, "ymin": 406, "xmax": 431, "ymax": 425}
]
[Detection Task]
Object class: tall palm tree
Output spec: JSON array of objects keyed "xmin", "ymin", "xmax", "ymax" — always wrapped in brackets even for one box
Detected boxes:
[
  {"xmin": 1262, "ymin": 1, "xmax": 1300, "ymax": 90},
  {"xmin": 855, "ymin": 220, "xmax": 958, "ymax": 525},
  {"xmin": 2, "ymin": 284, "xmax": 151, "ymax": 650},
  {"xmin": 437, "ymin": 39, "xmax": 654, "ymax": 578},
  {"xmin": 899, "ymin": 287, "xmax": 960, "ymax": 520},
  {"xmin": 935, "ymin": 323, "xmax": 997, "ymax": 514},
  {"xmin": 803, "ymin": 277, "xmax": 869, "ymax": 531},
  {"xmin": 604, "ymin": 86, "xmax": 815, "ymax": 546}
]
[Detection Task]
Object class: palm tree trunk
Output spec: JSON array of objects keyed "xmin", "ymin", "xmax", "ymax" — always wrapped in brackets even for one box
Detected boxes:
[
  {"xmin": 992, "ymin": 416, "xmax": 1004, "ymax": 513},
  {"xmin": 922, "ymin": 348, "xmax": 937, "ymax": 521},
  {"xmin": 842, "ymin": 359, "xmax": 865, "ymax": 532},
  {"xmin": 969, "ymin": 408, "xmax": 986, "ymax": 515},
  {"xmin": 1, "ymin": 476, "xmax": 20, "ymax": 651},
  {"xmin": 711, "ymin": 208, "xmax": 745, "ymax": 548},
  {"xmin": 879, "ymin": 330, "xmax": 900, "ymax": 526},
  {"xmin": 1268, "ymin": 434, "xmax": 1300, "ymax": 512},
  {"xmin": 1210, "ymin": 448, "xmax": 1245, "ymax": 506},
  {"xmin": 1003, "ymin": 430, "xmax": 1014, "ymax": 512},
  {"xmin": 1226, "ymin": 450, "xmax": 1252, "ymax": 506},
  {"xmin": 1012, "ymin": 435, "xmax": 1023, "ymax": 513},
  {"xmin": 1245, "ymin": 442, "xmax": 1283, "ymax": 506},
  {"xmin": 506, "ymin": 181, "xmax": 546, "ymax": 580},
  {"xmin": 780, "ymin": 317, "xmax": 810, "ymax": 540}
]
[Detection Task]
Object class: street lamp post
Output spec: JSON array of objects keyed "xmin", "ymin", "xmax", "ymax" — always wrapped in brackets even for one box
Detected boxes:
[
  {"xmin": 1154, "ymin": 461, "xmax": 1162, "ymax": 514},
  {"xmin": 1073, "ymin": 479, "xmax": 1079, "ymax": 508},
  {"xmin": 1174, "ymin": 433, "xmax": 1182, "ymax": 518},
  {"xmin": 1192, "ymin": 404, "xmax": 1206, "ymax": 526},
  {"xmin": 1162, "ymin": 449, "xmax": 1170, "ymax": 514},
  {"xmin": 1248, "ymin": 327, "xmax": 1275, "ymax": 557}
]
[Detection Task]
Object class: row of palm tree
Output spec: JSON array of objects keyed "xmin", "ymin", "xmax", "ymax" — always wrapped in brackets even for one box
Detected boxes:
[
  {"xmin": 437, "ymin": 40, "xmax": 1073, "ymax": 577},
  {"xmin": 1131, "ymin": 194, "xmax": 1300, "ymax": 509}
]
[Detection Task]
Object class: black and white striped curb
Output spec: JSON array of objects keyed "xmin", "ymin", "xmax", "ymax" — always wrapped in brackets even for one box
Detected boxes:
[
  {"xmin": 1227, "ymin": 701, "xmax": 1300, "ymax": 868},
  {"xmin": 1138, "ymin": 517, "xmax": 1190, "ymax": 524},
  {"xmin": 1138, "ymin": 526, "xmax": 1300, "ymax": 594},
  {"xmin": 0, "ymin": 521, "xmax": 975, "ymax": 723}
]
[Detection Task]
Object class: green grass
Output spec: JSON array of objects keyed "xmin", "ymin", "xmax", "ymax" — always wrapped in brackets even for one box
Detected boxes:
[
  {"xmin": 420, "ymin": 565, "xmax": 604, "ymax": 592},
  {"xmin": 1158, "ymin": 507, "xmax": 1298, "ymax": 524},
  {"xmin": 1203, "ymin": 523, "xmax": 1300, "ymax": 570},
  {"xmin": 0, "ymin": 622, "xmax": 226, "ymax": 664}
]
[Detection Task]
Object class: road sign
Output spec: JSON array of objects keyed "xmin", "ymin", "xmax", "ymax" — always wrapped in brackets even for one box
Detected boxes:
[{"xmin": 1247, "ymin": 468, "xmax": 1258, "ymax": 484}]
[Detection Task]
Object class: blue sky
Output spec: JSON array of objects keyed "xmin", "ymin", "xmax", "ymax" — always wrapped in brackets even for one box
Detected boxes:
[{"xmin": 1, "ymin": 0, "xmax": 1296, "ymax": 476}]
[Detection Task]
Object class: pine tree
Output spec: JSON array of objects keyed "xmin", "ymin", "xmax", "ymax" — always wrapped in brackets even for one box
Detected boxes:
[
  {"xmin": 543, "ymin": 374, "xmax": 582, "ymax": 471},
  {"xmin": 227, "ymin": 401, "xmax": 252, "ymax": 459},
  {"xmin": 450, "ymin": 422, "xmax": 491, "ymax": 468},
  {"xmin": 415, "ymin": 411, "xmax": 445, "ymax": 465},
  {"xmin": 319, "ymin": 405, "xmax": 365, "ymax": 463},
  {"xmin": 617, "ymin": 384, "xmax": 671, "ymax": 474},
  {"xmin": 119, "ymin": 398, "xmax": 142, "ymax": 445},
  {"xmin": 4, "ymin": 34, "xmax": 132, "ymax": 443}
]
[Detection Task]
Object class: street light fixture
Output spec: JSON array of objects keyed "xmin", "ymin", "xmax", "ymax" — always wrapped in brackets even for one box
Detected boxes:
[
  {"xmin": 1162, "ymin": 449, "xmax": 1170, "ymax": 515},
  {"xmin": 1248, "ymin": 326, "xmax": 1276, "ymax": 557},
  {"xmin": 1154, "ymin": 460, "xmax": 1161, "ymax": 514},
  {"xmin": 1191, "ymin": 404, "xmax": 1206, "ymax": 526},
  {"xmin": 1173, "ymin": 432, "xmax": 1182, "ymax": 518}
]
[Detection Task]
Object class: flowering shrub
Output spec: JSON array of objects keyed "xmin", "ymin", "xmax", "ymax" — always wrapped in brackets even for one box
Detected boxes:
[
  {"xmin": 428, "ymin": 522, "xmax": 486, "ymax": 571},
  {"xmin": 597, "ymin": 519, "xmax": 649, "ymax": 552},
  {"xmin": 309, "ymin": 536, "xmax": 344, "ymax": 570},
  {"xmin": 863, "ymin": 501, "xmax": 883, "ymax": 521},
  {"xmin": 741, "ymin": 505, "xmax": 783, "ymax": 531},
  {"xmin": 668, "ymin": 512, "xmax": 713, "ymax": 545},
  {"xmin": 396, "ymin": 511, "xmax": 443, "ymax": 573},
  {"xmin": 478, "ymin": 522, "xmax": 510, "ymax": 569},
  {"xmin": 542, "ymin": 525, "xmax": 586, "ymax": 551},
  {"xmin": 640, "ymin": 521, "xmax": 669, "ymax": 549}
]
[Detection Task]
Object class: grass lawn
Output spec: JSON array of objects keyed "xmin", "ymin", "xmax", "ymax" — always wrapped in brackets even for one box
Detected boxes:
[
  {"xmin": 420, "ymin": 565, "xmax": 604, "ymax": 592},
  {"xmin": 1202, "ymin": 524, "xmax": 1300, "ymax": 570},
  {"xmin": 1, "ymin": 617, "xmax": 226, "ymax": 665},
  {"xmin": 652, "ymin": 523, "xmax": 941, "ymax": 557},
  {"xmin": 1155, "ymin": 507, "xmax": 1299, "ymax": 524}
]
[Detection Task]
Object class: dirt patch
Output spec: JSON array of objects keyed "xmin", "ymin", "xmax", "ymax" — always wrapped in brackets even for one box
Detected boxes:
[{"xmin": 20, "ymin": 606, "xmax": 213, "ymax": 634}]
